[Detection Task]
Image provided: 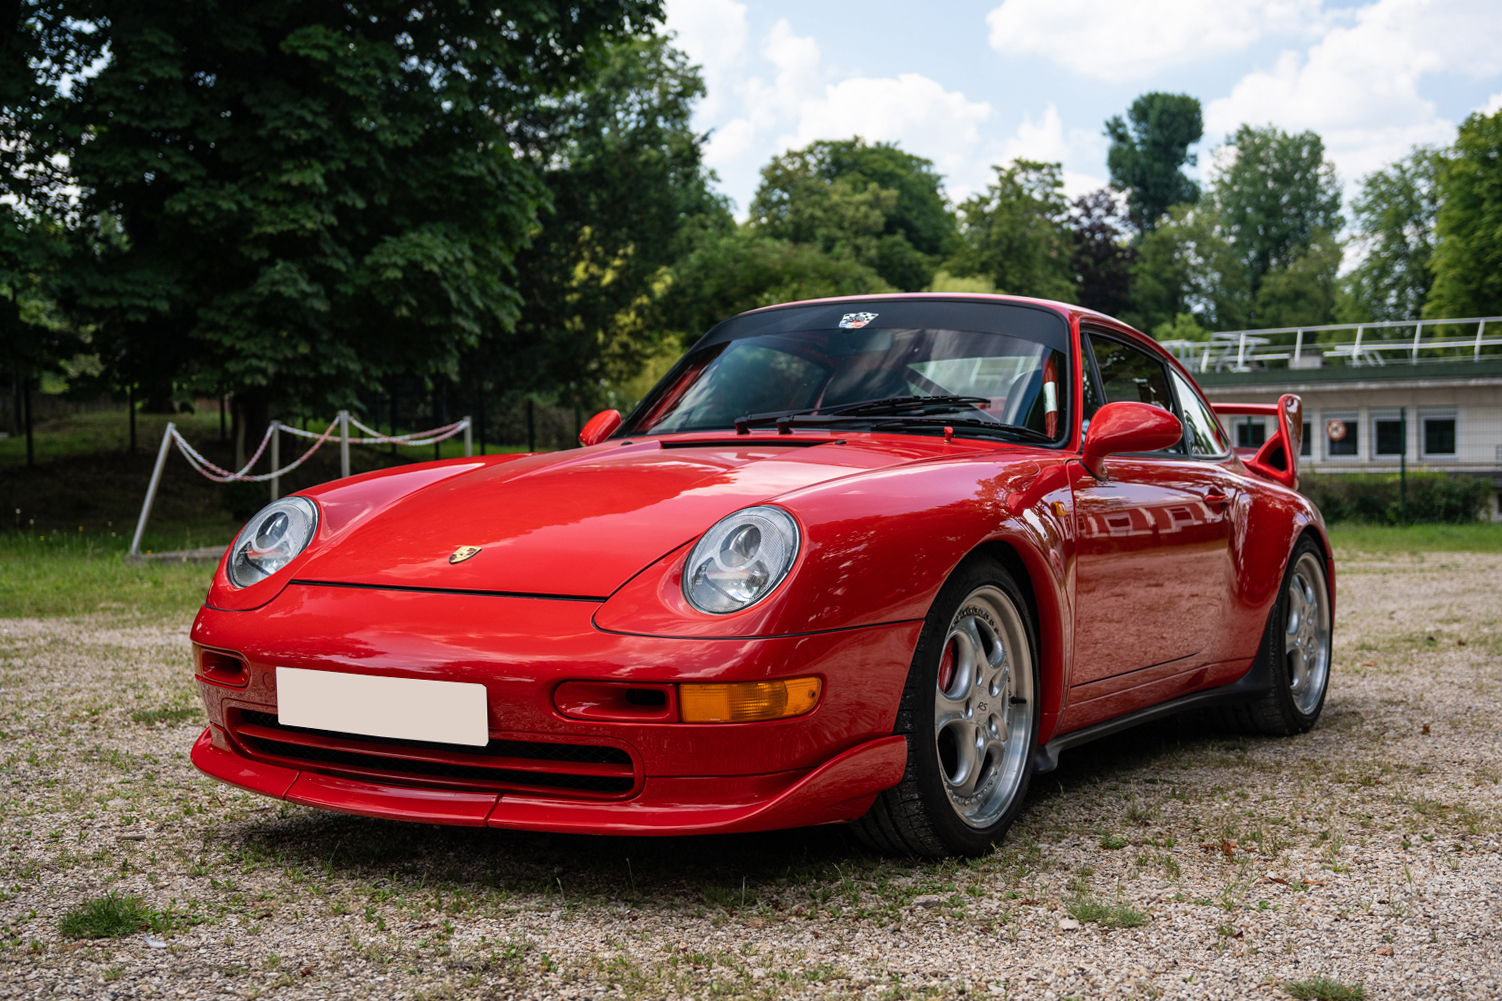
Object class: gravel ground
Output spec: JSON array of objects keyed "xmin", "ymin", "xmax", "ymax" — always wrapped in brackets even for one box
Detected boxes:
[{"xmin": 3, "ymin": 550, "xmax": 1500, "ymax": 1000}]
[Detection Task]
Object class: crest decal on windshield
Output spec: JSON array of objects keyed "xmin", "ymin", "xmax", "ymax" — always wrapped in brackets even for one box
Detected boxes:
[{"xmin": 839, "ymin": 312, "xmax": 878, "ymax": 329}]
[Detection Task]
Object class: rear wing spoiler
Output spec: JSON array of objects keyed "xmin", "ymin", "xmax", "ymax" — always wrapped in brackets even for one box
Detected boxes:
[{"xmin": 1212, "ymin": 394, "xmax": 1303, "ymax": 489}]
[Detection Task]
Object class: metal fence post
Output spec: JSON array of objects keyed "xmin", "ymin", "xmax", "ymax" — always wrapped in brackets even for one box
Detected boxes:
[
  {"xmin": 1477, "ymin": 319, "xmax": 1487, "ymax": 360},
  {"xmin": 1399, "ymin": 408, "xmax": 1407, "ymax": 527},
  {"xmin": 463, "ymin": 417, "xmax": 472, "ymax": 457},
  {"xmin": 1353, "ymin": 325, "xmax": 1364, "ymax": 365},
  {"xmin": 269, "ymin": 421, "xmax": 281, "ymax": 501},
  {"xmin": 129, "ymin": 422, "xmax": 175, "ymax": 556},
  {"xmin": 1411, "ymin": 321, "xmax": 1424, "ymax": 364},
  {"xmin": 339, "ymin": 410, "xmax": 350, "ymax": 479}
]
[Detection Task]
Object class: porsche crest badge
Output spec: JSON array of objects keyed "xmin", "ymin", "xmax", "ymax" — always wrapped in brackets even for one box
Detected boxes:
[{"xmin": 449, "ymin": 546, "xmax": 482, "ymax": 564}]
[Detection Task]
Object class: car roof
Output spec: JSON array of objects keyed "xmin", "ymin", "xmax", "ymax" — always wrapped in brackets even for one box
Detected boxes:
[{"xmin": 735, "ymin": 291, "xmax": 1144, "ymax": 338}]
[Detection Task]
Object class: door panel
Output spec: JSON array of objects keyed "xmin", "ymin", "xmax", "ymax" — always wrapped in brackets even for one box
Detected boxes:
[{"xmin": 1071, "ymin": 458, "xmax": 1233, "ymax": 688}]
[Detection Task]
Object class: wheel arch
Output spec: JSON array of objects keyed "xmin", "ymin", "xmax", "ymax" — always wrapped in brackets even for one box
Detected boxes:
[{"xmin": 962, "ymin": 534, "xmax": 1069, "ymax": 745}]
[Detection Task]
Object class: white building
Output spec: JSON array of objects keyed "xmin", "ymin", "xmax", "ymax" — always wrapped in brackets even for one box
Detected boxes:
[{"xmin": 1168, "ymin": 319, "xmax": 1502, "ymax": 520}]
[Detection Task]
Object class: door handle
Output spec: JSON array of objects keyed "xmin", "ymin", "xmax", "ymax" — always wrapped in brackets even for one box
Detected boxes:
[{"xmin": 1203, "ymin": 488, "xmax": 1231, "ymax": 510}]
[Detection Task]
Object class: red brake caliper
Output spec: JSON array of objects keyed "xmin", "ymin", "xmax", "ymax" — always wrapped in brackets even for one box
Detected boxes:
[{"xmin": 938, "ymin": 638, "xmax": 956, "ymax": 694}]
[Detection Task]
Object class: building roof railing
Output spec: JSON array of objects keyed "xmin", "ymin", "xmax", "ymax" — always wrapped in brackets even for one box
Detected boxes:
[{"xmin": 1160, "ymin": 316, "xmax": 1502, "ymax": 374}]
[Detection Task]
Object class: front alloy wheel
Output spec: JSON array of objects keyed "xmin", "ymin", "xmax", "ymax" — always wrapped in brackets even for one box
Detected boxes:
[{"xmin": 853, "ymin": 556, "xmax": 1039, "ymax": 857}]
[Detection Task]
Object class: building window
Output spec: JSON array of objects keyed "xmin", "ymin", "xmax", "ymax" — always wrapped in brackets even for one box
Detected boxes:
[
  {"xmin": 1235, "ymin": 418, "xmax": 1266, "ymax": 448},
  {"xmin": 1301, "ymin": 421, "xmax": 1311, "ymax": 457},
  {"xmin": 1421, "ymin": 410, "xmax": 1457, "ymax": 457},
  {"xmin": 1373, "ymin": 410, "xmax": 1405, "ymax": 456},
  {"xmin": 1324, "ymin": 412, "xmax": 1358, "ymax": 458}
]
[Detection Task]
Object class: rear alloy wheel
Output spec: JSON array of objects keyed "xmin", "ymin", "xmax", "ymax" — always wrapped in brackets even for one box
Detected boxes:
[
  {"xmin": 1218, "ymin": 536, "xmax": 1333, "ymax": 735},
  {"xmin": 853, "ymin": 556, "xmax": 1039, "ymax": 857}
]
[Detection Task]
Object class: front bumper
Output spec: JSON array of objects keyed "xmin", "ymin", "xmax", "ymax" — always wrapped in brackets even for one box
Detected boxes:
[{"xmin": 189, "ymin": 583, "xmax": 919, "ymax": 834}]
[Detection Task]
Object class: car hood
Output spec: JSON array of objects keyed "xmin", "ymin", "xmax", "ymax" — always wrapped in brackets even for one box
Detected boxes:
[{"xmin": 293, "ymin": 438, "xmax": 961, "ymax": 597}]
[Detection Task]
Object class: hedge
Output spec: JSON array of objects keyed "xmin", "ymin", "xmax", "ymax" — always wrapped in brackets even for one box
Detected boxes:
[{"xmin": 1298, "ymin": 471, "xmax": 1492, "ymax": 524}]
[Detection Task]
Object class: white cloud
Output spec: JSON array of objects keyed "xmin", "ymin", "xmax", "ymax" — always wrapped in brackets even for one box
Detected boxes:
[
  {"xmin": 690, "ymin": 16, "xmax": 993, "ymax": 208},
  {"xmin": 780, "ymin": 74, "xmax": 992, "ymax": 174},
  {"xmin": 1480, "ymin": 90, "xmax": 1502, "ymax": 116},
  {"xmin": 664, "ymin": 0, "xmax": 749, "ymax": 119},
  {"xmin": 985, "ymin": 0, "xmax": 1323, "ymax": 82},
  {"xmin": 995, "ymin": 105, "xmax": 1108, "ymax": 198},
  {"xmin": 1205, "ymin": 0, "xmax": 1502, "ymax": 188}
]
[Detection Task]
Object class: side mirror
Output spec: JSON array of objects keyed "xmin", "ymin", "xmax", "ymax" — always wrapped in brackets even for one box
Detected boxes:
[
  {"xmin": 578, "ymin": 409, "xmax": 622, "ymax": 447},
  {"xmin": 1081, "ymin": 402, "xmax": 1183, "ymax": 479}
]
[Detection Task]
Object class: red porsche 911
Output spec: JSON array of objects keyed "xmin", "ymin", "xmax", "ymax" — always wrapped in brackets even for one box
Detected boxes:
[{"xmin": 190, "ymin": 294, "xmax": 1333, "ymax": 857}]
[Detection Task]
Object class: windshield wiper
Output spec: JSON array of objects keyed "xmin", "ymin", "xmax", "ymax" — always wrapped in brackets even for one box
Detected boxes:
[
  {"xmin": 867, "ymin": 416, "xmax": 1056, "ymax": 443},
  {"xmin": 733, "ymin": 395, "xmax": 991, "ymax": 434}
]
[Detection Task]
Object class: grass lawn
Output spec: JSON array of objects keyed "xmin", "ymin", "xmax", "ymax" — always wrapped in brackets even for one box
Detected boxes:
[
  {"xmin": 0, "ymin": 533, "xmax": 216, "ymax": 619},
  {"xmin": 1326, "ymin": 521, "xmax": 1502, "ymax": 554}
]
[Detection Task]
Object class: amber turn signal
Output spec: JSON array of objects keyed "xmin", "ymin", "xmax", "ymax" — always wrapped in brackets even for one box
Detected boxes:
[{"xmin": 679, "ymin": 677, "xmax": 823, "ymax": 723}]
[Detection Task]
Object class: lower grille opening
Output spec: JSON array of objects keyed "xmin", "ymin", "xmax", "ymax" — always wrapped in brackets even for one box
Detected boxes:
[{"xmin": 229, "ymin": 709, "xmax": 637, "ymax": 798}]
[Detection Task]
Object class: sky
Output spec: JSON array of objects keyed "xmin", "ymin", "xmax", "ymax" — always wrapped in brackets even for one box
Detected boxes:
[{"xmin": 663, "ymin": 0, "xmax": 1502, "ymax": 217}]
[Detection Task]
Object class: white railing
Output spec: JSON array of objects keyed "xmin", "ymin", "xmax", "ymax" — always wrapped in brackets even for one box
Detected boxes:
[{"xmin": 1161, "ymin": 316, "xmax": 1502, "ymax": 373}]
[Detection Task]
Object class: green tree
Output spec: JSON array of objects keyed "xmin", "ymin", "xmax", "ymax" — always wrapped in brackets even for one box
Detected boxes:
[
  {"xmin": 53, "ymin": 0, "xmax": 660, "ymax": 435},
  {"xmin": 750, "ymin": 138, "xmax": 956, "ymax": 291},
  {"xmin": 948, "ymin": 160, "xmax": 1074, "ymax": 302},
  {"xmin": 1426, "ymin": 109, "xmax": 1502, "ymax": 319},
  {"xmin": 1128, "ymin": 203, "xmax": 1248, "ymax": 335},
  {"xmin": 1068, "ymin": 190, "xmax": 1136, "ymax": 317},
  {"xmin": 1342, "ymin": 148, "xmax": 1440, "ymax": 321},
  {"xmin": 1, "ymin": 4, "xmax": 100, "ymax": 457},
  {"xmin": 1105, "ymin": 93, "xmax": 1203, "ymax": 235},
  {"xmin": 1252, "ymin": 229, "xmax": 1342, "ymax": 328},
  {"xmin": 663, "ymin": 225, "xmax": 890, "ymax": 339},
  {"xmin": 1211, "ymin": 124, "xmax": 1343, "ymax": 295},
  {"xmin": 503, "ymin": 34, "xmax": 725, "ymax": 409}
]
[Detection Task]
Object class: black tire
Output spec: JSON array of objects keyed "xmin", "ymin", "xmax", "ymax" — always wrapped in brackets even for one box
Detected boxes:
[
  {"xmin": 1215, "ymin": 535, "xmax": 1333, "ymax": 736},
  {"xmin": 851, "ymin": 555, "xmax": 1040, "ymax": 858}
]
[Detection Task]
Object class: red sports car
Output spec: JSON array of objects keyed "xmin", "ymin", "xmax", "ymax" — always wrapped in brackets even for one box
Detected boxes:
[{"xmin": 190, "ymin": 294, "xmax": 1333, "ymax": 857}]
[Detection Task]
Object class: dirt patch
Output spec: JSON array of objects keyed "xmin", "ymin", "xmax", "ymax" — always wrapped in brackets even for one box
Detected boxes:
[{"xmin": 3, "ymin": 553, "xmax": 1500, "ymax": 999}]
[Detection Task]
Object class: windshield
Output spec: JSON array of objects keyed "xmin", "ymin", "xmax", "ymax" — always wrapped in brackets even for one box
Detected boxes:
[{"xmin": 624, "ymin": 324, "xmax": 1070, "ymax": 442}]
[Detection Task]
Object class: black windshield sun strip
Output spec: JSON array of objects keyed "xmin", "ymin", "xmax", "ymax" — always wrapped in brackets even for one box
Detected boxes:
[
  {"xmin": 733, "ymin": 395, "xmax": 993, "ymax": 432},
  {"xmin": 289, "ymin": 581, "xmax": 608, "ymax": 602}
]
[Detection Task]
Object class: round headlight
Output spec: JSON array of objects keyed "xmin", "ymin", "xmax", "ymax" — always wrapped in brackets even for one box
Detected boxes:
[
  {"xmin": 683, "ymin": 506, "xmax": 800, "ymax": 614},
  {"xmin": 227, "ymin": 496, "xmax": 319, "ymax": 588}
]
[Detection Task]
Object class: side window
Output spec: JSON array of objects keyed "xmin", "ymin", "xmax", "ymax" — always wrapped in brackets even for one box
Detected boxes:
[
  {"xmin": 1086, "ymin": 334, "xmax": 1174, "ymax": 410},
  {"xmin": 1084, "ymin": 333, "xmax": 1177, "ymax": 454},
  {"xmin": 1169, "ymin": 370, "xmax": 1229, "ymax": 457}
]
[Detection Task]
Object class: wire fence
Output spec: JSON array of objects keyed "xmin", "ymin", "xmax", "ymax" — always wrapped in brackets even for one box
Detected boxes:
[{"xmin": 130, "ymin": 411, "xmax": 472, "ymax": 557}]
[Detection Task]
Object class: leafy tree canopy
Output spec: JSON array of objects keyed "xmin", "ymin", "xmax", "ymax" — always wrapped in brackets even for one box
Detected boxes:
[
  {"xmin": 1211, "ymin": 124, "xmax": 1342, "ymax": 294},
  {"xmin": 750, "ymin": 138, "xmax": 955, "ymax": 291},
  {"xmin": 948, "ymin": 160, "xmax": 1074, "ymax": 303},
  {"xmin": 1068, "ymin": 190, "xmax": 1136, "ymax": 317},
  {"xmin": 1342, "ymin": 148, "xmax": 1440, "ymax": 321},
  {"xmin": 49, "ymin": 0, "xmax": 662, "ymax": 421},
  {"xmin": 1105, "ymin": 92, "xmax": 1203, "ymax": 235},
  {"xmin": 1129, "ymin": 203, "xmax": 1248, "ymax": 335},
  {"xmin": 663, "ymin": 225, "xmax": 890, "ymax": 341},
  {"xmin": 504, "ymin": 34, "xmax": 725, "ymax": 407},
  {"xmin": 1426, "ymin": 109, "xmax": 1502, "ymax": 319}
]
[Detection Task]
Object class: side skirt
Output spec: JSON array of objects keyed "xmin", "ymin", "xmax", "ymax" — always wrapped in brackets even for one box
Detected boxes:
[{"xmin": 1031, "ymin": 654, "xmax": 1275, "ymax": 774}]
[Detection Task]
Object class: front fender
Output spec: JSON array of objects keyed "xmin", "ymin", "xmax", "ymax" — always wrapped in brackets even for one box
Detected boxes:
[{"xmin": 593, "ymin": 456, "xmax": 1078, "ymax": 738}]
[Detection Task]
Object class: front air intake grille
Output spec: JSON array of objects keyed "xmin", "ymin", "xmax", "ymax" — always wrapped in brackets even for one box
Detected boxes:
[{"xmin": 228, "ymin": 709, "xmax": 637, "ymax": 798}]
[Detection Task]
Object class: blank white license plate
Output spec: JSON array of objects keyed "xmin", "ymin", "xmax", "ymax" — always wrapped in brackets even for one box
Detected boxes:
[{"xmin": 276, "ymin": 667, "xmax": 489, "ymax": 747}]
